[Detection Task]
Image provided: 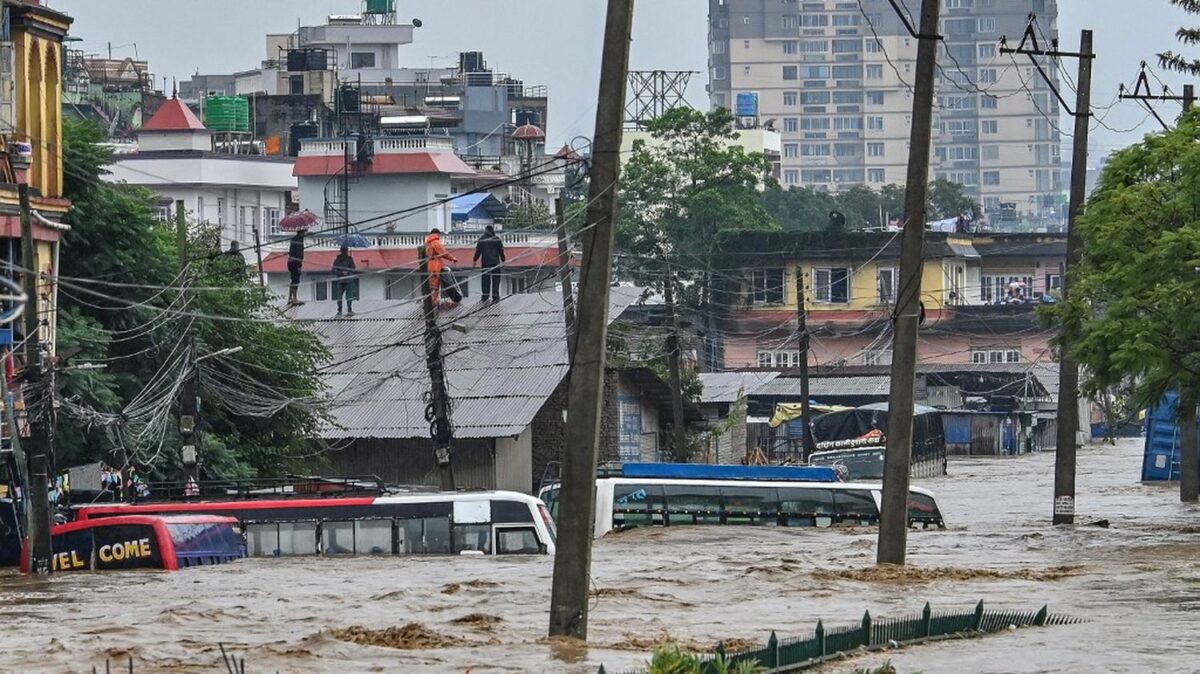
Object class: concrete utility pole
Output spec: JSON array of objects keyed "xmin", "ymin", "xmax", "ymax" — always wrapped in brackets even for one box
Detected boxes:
[
  {"xmin": 663, "ymin": 274, "xmax": 688, "ymax": 462},
  {"xmin": 554, "ymin": 198, "xmax": 576, "ymax": 360},
  {"xmin": 19, "ymin": 183, "xmax": 51, "ymax": 574},
  {"xmin": 176, "ymin": 201, "xmax": 200, "ymax": 486},
  {"xmin": 419, "ymin": 246, "xmax": 455, "ymax": 492},
  {"xmin": 548, "ymin": 0, "xmax": 634, "ymax": 640},
  {"xmin": 876, "ymin": 0, "xmax": 940, "ymax": 567},
  {"xmin": 1180, "ymin": 398, "xmax": 1198, "ymax": 502},
  {"xmin": 1052, "ymin": 31, "xmax": 1093, "ymax": 522},
  {"xmin": 795, "ymin": 269, "xmax": 816, "ymax": 459}
]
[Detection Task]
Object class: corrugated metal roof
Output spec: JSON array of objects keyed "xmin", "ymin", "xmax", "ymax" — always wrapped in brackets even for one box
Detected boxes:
[
  {"xmin": 288, "ymin": 287, "xmax": 643, "ymax": 439},
  {"xmin": 755, "ymin": 376, "xmax": 892, "ymax": 398},
  {"xmin": 698, "ymin": 371, "xmax": 780, "ymax": 403}
]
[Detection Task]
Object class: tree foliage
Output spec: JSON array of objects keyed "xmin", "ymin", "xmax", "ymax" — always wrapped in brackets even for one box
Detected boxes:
[
  {"xmin": 57, "ymin": 119, "xmax": 329, "ymax": 478},
  {"xmin": 1055, "ymin": 110, "xmax": 1200, "ymax": 411},
  {"xmin": 504, "ymin": 200, "xmax": 553, "ymax": 230},
  {"xmin": 760, "ymin": 179, "xmax": 978, "ymax": 232},
  {"xmin": 1159, "ymin": 0, "xmax": 1200, "ymax": 76}
]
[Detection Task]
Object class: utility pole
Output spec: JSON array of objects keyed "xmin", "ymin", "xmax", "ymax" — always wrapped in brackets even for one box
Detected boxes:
[
  {"xmin": 554, "ymin": 198, "xmax": 576, "ymax": 359},
  {"xmin": 1181, "ymin": 397, "xmax": 1198, "ymax": 502},
  {"xmin": 419, "ymin": 246, "xmax": 455, "ymax": 492},
  {"xmin": 548, "ymin": 0, "xmax": 634, "ymax": 640},
  {"xmin": 252, "ymin": 225, "xmax": 266, "ymax": 288},
  {"xmin": 19, "ymin": 183, "xmax": 51, "ymax": 574},
  {"xmin": 1118, "ymin": 62, "xmax": 1194, "ymax": 130},
  {"xmin": 663, "ymin": 274, "xmax": 688, "ymax": 463},
  {"xmin": 176, "ymin": 201, "xmax": 200, "ymax": 487},
  {"xmin": 876, "ymin": 0, "xmax": 940, "ymax": 567},
  {"xmin": 795, "ymin": 269, "xmax": 815, "ymax": 459}
]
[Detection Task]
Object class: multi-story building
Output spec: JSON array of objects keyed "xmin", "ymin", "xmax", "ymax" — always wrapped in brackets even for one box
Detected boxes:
[{"xmin": 708, "ymin": 0, "xmax": 1064, "ymax": 226}]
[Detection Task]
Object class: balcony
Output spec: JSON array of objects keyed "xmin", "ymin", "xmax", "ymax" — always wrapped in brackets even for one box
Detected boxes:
[{"xmin": 298, "ymin": 136, "xmax": 456, "ymax": 158}]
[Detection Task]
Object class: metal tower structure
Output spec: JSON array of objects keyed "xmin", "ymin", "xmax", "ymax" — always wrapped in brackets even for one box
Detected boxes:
[{"xmin": 625, "ymin": 70, "xmax": 697, "ymax": 128}]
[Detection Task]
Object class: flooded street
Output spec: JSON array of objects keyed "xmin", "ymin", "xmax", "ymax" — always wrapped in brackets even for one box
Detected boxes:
[{"xmin": 3, "ymin": 438, "xmax": 1198, "ymax": 673}]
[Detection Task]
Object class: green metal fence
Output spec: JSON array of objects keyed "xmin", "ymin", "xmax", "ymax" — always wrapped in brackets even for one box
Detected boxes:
[{"xmin": 599, "ymin": 600, "xmax": 1083, "ymax": 674}]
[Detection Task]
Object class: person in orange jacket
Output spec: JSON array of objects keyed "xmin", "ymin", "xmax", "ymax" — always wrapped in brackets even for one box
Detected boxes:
[{"xmin": 425, "ymin": 228, "xmax": 458, "ymax": 306}]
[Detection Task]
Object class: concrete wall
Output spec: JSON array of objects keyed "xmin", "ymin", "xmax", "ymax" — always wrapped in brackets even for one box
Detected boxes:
[
  {"xmin": 324, "ymin": 437, "xmax": 496, "ymax": 490},
  {"xmin": 495, "ymin": 427, "xmax": 533, "ymax": 493},
  {"xmin": 298, "ymin": 173, "xmax": 451, "ymax": 232}
]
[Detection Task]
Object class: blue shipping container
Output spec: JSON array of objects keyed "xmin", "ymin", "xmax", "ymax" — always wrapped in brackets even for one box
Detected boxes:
[
  {"xmin": 735, "ymin": 91, "xmax": 759, "ymax": 118},
  {"xmin": 1142, "ymin": 392, "xmax": 1200, "ymax": 481}
]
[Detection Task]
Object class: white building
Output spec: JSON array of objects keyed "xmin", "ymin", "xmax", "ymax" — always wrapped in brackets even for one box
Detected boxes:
[{"xmin": 106, "ymin": 98, "xmax": 296, "ymax": 256}]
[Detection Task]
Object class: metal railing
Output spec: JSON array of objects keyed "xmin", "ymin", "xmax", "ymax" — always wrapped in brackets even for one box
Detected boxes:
[
  {"xmin": 600, "ymin": 600, "xmax": 1083, "ymax": 673},
  {"xmin": 141, "ymin": 475, "xmax": 387, "ymax": 501}
]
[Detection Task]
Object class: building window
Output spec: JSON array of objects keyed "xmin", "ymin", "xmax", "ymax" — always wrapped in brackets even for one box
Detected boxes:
[
  {"xmin": 866, "ymin": 64, "xmax": 884, "ymax": 79},
  {"xmin": 866, "ymin": 91, "xmax": 884, "ymax": 105},
  {"xmin": 312, "ymin": 276, "xmax": 331, "ymax": 301},
  {"xmin": 784, "ymin": 117, "xmax": 799, "ymax": 132},
  {"xmin": 867, "ymin": 142, "xmax": 884, "ymax": 157},
  {"xmin": 712, "ymin": 66, "xmax": 727, "ymax": 81},
  {"xmin": 866, "ymin": 38, "xmax": 882, "ymax": 53},
  {"xmin": 758, "ymin": 351, "xmax": 774, "ymax": 368},
  {"xmin": 783, "ymin": 40, "xmax": 798, "ymax": 55},
  {"xmin": 801, "ymin": 14, "xmax": 828, "ymax": 27},
  {"xmin": 158, "ymin": 206, "xmax": 173, "ymax": 223},
  {"xmin": 971, "ymin": 348, "xmax": 1021, "ymax": 364},
  {"xmin": 800, "ymin": 39, "xmax": 829, "ymax": 54},
  {"xmin": 877, "ymin": 267, "xmax": 898, "ymax": 304},
  {"xmin": 783, "ymin": 91, "xmax": 798, "ymax": 106},
  {"xmin": 265, "ymin": 207, "xmax": 282, "ymax": 235},
  {"xmin": 863, "ymin": 349, "xmax": 893, "ymax": 366},
  {"xmin": 978, "ymin": 43, "xmax": 996, "ymax": 58},
  {"xmin": 801, "ymin": 143, "xmax": 831, "ymax": 157},
  {"xmin": 784, "ymin": 143, "xmax": 799, "ymax": 158},
  {"xmin": 751, "ymin": 268, "xmax": 785, "ymax": 305},
  {"xmin": 981, "ymin": 275, "xmax": 1034, "ymax": 303},
  {"xmin": 868, "ymin": 168, "xmax": 885, "ymax": 183},
  {"xmin": 982, "ymin": 119, "xmax": 998, "ymax": 134},
  {"xmin": 978, "ymin": 68, "xmax": 998, "ymax": 83},
  {"xmin": 783, "ymin": 65, "xmax": 799, "ymax": 80},
  {"xmin": 782, "ymin": 14, "xmax": 799, "ymax": 29},
  {"xmin": 834, "ymin": 143, "xmax": 857, "ymax": 158},
  {"xmin": 977, "ymin": 17, "xmax": 997, "ymax": 33},
  {"xmin": 757, "ymin": 351, "xmax": 801, "ymax": 368},
  {"xmin": 982, "ymin": 170, "xmax": 1000, "ymax": 185},
  {"xmin": 784, "ymin": 169, "xmax": 800, "ymax": 185},
  {"xmin": 867, "ymin": 116, "xmax": 884, "ymax": 131},
  {"xmin": 813, "ymin": 267, "xmax": 851, "ymax": 304},
  {"xmin": 945, "ymin": 146, "xmax": 978, "ymax": 161},
  {"xmin": 350, "ymin": 52, "xmax": 376, "ymax": 69}
]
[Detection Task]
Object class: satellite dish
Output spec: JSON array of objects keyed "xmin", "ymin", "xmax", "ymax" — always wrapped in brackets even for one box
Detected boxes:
[{"xmin": 412, "ymin": 18, "xmax": 423, "ymax": 27}]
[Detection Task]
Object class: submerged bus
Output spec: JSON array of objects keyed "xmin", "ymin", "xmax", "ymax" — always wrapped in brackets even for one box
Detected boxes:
[
  {"xmin": 76, "ymin": 491, "xmax": 556, "ymax": 557},
  {"xmin": 21, "ymin": 515, "xmax": 244, "ymax": 573},
  {"xmin": 538, "ymin": 463, "xmax": 944, "ymax": 538}
]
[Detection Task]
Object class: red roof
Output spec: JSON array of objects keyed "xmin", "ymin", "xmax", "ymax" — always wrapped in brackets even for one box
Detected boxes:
[
  {"xmin": 142, "ymin": 98, "xmax": 206, "ymax": 132},
  {"xmin": 555, "ymin": 144, "xmax": 582, "ymax": 160},
  {"xmin": 262, "ymin": 246, "xmax": 573, "ymax": 274},
  {"xmin": 293, "ymin": 152, "xmax": 477, "ymax": 177}
]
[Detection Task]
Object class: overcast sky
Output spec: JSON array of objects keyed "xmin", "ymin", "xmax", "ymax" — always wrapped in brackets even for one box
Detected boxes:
[{"xmin": 47, "ymin": 1, "xmax": 1200, "ymax": 158}]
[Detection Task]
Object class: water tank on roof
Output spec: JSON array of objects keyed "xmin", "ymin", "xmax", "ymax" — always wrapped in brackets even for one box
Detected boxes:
[
  {"xmin": 205, "ymin": 96, "xmax": 250, "ymax": 133},
  {"xmin": 515, "ymin": 110, "xmax": 541, "ymax": 127},
  {"xmin": 288, "ymin": 121, "xmax": 320, "ymax": 157},
  {"xmin": 338, "ymin": 86, "xmax": 361, "ymax": 114},
  {"xmin": 460, "ymin": 51, "xmax": 486, "ymax": 73},
  {"xmin": 365, "ymin": 0, "xmax": 395, "ymax": 13}
]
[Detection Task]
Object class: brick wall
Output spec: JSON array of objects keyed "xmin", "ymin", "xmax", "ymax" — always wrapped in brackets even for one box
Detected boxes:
[{"xmin": 530, "ymin": 378, "xmax": 569, "ymax": 490}]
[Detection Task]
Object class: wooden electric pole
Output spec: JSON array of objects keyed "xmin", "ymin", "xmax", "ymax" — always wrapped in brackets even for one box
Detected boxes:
[
  {"xmin": 876, "ymin": 0, "xmax": 940, "ymax": 567},
  {"xmin": 419, "ymin": 247, "xmax": 456, "ymax": 492},
  {"xmin": 19, "ymin": 183, "xmax": 51, "ymax": 574},
  {"xmin": 554, "ymin": 198, "xmax": 576, "ymax": 360},
  {"xmin": 548, "ymin": 0, "xmax": 634, "ymax": 640},
  {"xmin": 663, "ymin": 274, "xmax": 688, "ymax": 463},
  {"xmin": 795, "ymin": 269, "xmax": 815, "ymax": 459}
]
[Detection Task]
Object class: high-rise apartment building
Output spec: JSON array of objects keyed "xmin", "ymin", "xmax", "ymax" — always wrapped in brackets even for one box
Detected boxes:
[{"xmin": 708, "ymin": 0, "xmax": 1064, "ymax": 226}]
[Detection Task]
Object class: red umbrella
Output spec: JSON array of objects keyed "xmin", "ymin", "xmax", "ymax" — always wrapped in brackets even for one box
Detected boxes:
[{"xmin": 279, "ymin": 209, "xmax": 320, "ymax": 232}]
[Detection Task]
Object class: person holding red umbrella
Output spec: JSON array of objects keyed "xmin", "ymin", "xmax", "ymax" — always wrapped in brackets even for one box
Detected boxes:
[{"xmin": 287, "ymin": 228, "xmax": 306, "ymax": 306}]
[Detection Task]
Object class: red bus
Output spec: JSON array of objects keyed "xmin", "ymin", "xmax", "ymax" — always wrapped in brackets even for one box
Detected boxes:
[{"xmin": 21, "ymin": 514, "xmax": 244, "ymax": 573}]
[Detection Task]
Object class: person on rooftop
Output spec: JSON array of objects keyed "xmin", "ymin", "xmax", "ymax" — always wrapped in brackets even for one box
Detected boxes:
[
  {"xmin": 473, "ymin": 225, "xmax": 506, "ymax": 302},
  {"xmin": 332, "ymin": 245, "xmax": 356, "ymax": 317},
  {"xmin": 425, "ymin": 228, "xmax": 458, "ymax": 307}
]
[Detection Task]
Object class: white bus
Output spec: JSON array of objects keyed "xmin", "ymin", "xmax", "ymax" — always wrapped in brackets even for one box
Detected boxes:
[
  {"xmin": 77, "ymin": 490, "xmax": 557, "ymax": 557},
  {"xmin": 538, "ymin": 464, "xmax": 943, "ymax": 538}
]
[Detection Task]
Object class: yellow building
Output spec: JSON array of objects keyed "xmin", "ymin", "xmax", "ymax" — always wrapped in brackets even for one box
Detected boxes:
[{"xmin": 0, "ymin": 2, "xmax": 72, "ymax": 356}]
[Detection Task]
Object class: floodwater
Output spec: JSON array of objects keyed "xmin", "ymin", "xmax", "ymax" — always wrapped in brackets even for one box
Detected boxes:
[{"xmin": 2, "ymin": 439, "xmax": 1198, "ymax": 673}]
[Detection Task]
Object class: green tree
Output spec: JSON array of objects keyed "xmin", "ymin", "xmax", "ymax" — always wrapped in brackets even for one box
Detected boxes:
[
  {"xmin": 504, "ymin": 200, "xmax": 553, "ymax": 230},
  {"xmin": 926, "ymin": 178, "xmax": 981, "ymax": 220},
  {"xmin": 1159, "ymin": 0, "xmax": 1200, "ymax": 75},
  {"xmin": 1055, "ymin": 111, "xmax": 1200, "ymax": 489},
  {"xmin": 57, "ymin": 119, "xmax": 329, "ymax": 478},
  {"xmin": 761, "ymin": 185, "xmax": 835, "ymax": 232}
]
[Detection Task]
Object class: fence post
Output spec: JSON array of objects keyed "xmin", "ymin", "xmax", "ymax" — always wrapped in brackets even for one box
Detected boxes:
[
  {"xmin": 923, "ymin": 602, "xmax": 932, "ymax": 637},
  {"xmin": 1034, "ymin": 605, "xmax": 1048, "ymax": 626},
  {"xmin": 816, "ymin": 620, "xmax": 826, "ymax": 657},
  {"xmin": 974, "ymin": 600, "xmax": 985, "ymax": 630},
  {"xmin": 862, "ymin": 610, "xmax": 872, "ymax": 647},
  {"xmin": 767, "ymin": 631, "xmax": 779, "ymax": 669}
]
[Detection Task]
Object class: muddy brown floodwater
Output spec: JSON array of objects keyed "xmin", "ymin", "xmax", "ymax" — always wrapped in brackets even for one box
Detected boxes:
[{"xmin": 2, "ymin": 439, "xmax": 1198, "ymax": 673}]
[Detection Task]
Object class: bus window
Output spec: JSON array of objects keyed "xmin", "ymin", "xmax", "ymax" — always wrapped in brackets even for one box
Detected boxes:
[
  {"xmin": 400, "ymin": 517, "xmax": 451, "ymax": 554},
  {"xmin": 322, "ymin": 521, "xmax": 355, "ymax": 556},
  {"xmin": 278, "ymin": 521, "xmax": 318, "ymax": 556},
  {"xmin": 778, "ymin": 487, "xmax": 834, "ymax": 527},
  {"xmin": 662, "ymin": 485, "xmax": 723, "ymax": 525},
  {"xmin": 355, "ymin": 520, "xmax": 393, "ymax": 555},
  {"xmin": 908, "ymin": 492, "xmax": 943, "ymax": 528},
  {"xmin": 833, "ymin": 489, "xmax": 879, "ymax": 525},
  {"xmin": 247, "ymin": 523, "xmax": 280, "ymax": 557},
  {"xmin": 492, "ymin": 500, "xmax": 536, "ymax": 524},
  {"xmin": 720, "ymin": 486, "xmax": 779, "ymax": 525},
  {"xmin": 453, "ymin": 524, "xmax": 492, "ymax": 554},
  {"xmin": 612, "ymin": 484, "xmax": 664, "ymax": 526},
  {"xmin": 496, "ymin": 527, "xmax": 541, "ymax": 555},
  {"xmin": 541, "ymin": 488, "xmax": 560, "ymax": 520}
]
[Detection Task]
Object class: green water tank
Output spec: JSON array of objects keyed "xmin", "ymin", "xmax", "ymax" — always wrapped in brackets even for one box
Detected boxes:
[
  {"xmin": 205, "ymin": 95, "xmax": 250, "ymax": 133},
  {"xmin": 365, "ymin": 0, "xmax": 394, "ymax": 13}
]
